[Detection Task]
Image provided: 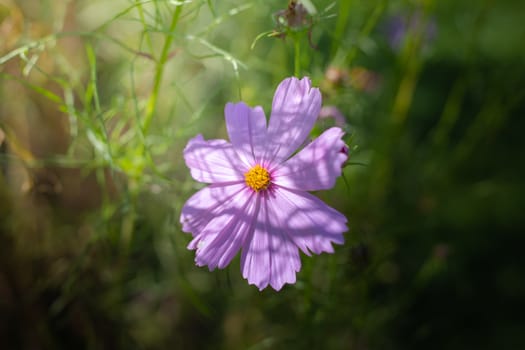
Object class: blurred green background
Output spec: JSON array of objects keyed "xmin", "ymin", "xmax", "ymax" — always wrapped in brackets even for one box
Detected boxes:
[{"xmin": 1, "ymin": 0, "xmax": 524, "ymax": 349}]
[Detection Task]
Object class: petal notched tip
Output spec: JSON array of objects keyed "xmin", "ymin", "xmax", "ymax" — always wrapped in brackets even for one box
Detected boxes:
[
  {"xmin": 182, "ymin": 76, "xmax": 349, "ymax": 292},
  {"xmin": 266, "ymin": 76, "xmax": 323, "ymax": 162}
]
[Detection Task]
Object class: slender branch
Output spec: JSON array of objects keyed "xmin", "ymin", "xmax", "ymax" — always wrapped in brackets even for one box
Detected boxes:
[
  {"xmin": 294, "ymin": 35, "xmax": 301, "ymax": 77},
  {"xmin": 142, "ymin": 4, "xmax": 184, "ymax": 134}
]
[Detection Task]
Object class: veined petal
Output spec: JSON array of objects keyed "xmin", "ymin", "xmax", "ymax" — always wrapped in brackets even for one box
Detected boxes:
[
  {"xmin": 240, "ymin": 191, "xmax": 301, "ymax": 291},
  {"xmin": 272, "ymin": 127, "xmax": 347, "ymax": 191},
  {"xmin": 265, "ymin": 77, "xmax": 322, "ymax": 164},
  {"xmin": 225, "ymin": 102, "xmax": 268, "ymax": 165},
  {"xmin": 180, "ymin": 183, "xmax": 247, "ymax": 235},
  {"xmin": 271, "ymin": 187, "xmax": 347, "ymax": 256},
  {"xmin": 240, "ymin": 196, "xmax": 270, "ymax": 289},
  {"xmin": 192, "ymin": 187, "xmax": 259, "ymax": 270},
  {"xmin": 183, "ymin": 134, "xmax": 246, "ymax": 183},
  {"xmin": 181, "ymin": 77, "xmax": 349, "ymax": 292}
]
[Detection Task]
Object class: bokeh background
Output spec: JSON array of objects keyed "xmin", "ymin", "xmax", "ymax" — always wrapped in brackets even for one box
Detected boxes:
[{"xmin": 1, "ymin": 0, "xmax": 524, "ymax": 349}]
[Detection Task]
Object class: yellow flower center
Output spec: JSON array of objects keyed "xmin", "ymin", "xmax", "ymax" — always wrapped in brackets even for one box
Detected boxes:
[{"xmin": 244, "ymin": 164, "xmax": 271, "ymax": 192}]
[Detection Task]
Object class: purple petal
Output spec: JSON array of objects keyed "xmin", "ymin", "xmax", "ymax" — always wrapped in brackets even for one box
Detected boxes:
[
  {"xmin": 240, "ymin": 192, "xmax": 301, "ymax": 291},
  {"xmin": 225, "ymin": 102, "xmax": 268, "ymax": 166},
  {"xmin": 180, "ymin": 183, "xmax": 247, "ymax": 235},
  {"xmin": 183, "ymin": 134, "xmax": 247, "ymax": 183},
  {"xmin": 318, "ymin": 106, "xmax": 346, "ymax": 127},
  {"xmin": 191, "ymin": 187, "xmax": 259, "ymax": 270},
  {"xmin": 265, "ymin": 77, "xmax": 322, "ymax": 164},
  {"xmin": 271, "ymin": 187, "xmax": 347, "ymax": 256},
  {"xmin": 272, "ymin": 127, "xmax": 347, "ymax": 191}
]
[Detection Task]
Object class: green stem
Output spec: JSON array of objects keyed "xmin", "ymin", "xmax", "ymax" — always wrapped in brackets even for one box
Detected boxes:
[
  {"xmin": 136, "ymin": 1, "xmax": 155, "ymax": 54},
  {"xmin": 294, "ymin": 35, "xmax": 301, "ymax": 77},
  {"xmin": 120, "ymin": 5, "xmax": 183, "ymax": 250},
  {"xmin": 142, "ymin": 4, "xmax": 183, "ymax": 134}
]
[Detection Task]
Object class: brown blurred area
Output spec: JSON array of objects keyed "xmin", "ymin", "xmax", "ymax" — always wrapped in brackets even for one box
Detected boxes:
[
  {"xmin": 1, "ymin": 2, "xmax": 119, "ymax": 347},
  {"xmin": 1, "ymin": 0, "xmax": 117, "ymax": 215}
]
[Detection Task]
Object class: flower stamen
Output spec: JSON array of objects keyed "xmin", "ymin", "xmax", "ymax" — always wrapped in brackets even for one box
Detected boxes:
[{"xmin": 244, "ymin": 165, "xmax": 271, "ymax": 192}]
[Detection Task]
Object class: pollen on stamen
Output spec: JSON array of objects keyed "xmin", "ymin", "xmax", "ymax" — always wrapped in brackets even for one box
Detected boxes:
[{"xmin": 244, "ymin": 164, "xmax": 271, "ymax": 192}]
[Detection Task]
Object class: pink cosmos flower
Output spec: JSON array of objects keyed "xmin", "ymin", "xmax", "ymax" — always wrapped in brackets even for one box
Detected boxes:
[{"xmin": 181, "ymin": 77, "xmax": 348, "ymax": 291}]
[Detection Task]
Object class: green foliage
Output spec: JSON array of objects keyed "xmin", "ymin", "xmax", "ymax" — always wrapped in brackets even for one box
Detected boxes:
[{"xmin": 1, "ymin": 0, "xmax": 524, "ymax": 349}]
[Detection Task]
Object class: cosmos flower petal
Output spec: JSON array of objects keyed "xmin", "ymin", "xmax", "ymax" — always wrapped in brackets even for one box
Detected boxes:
[
  {"xmin": 225, "ymin": 102, "xmax": 268, "ymax": 165},
  {"xmin": 272, "ymin": 187, "xmax": 347, "ymax": 255},
  {"xmin": 240, "ymin": 194, "xmax": 301, "ymax": 291},
  {"xmin": 181, "ymin": 77, "xmax": 349, "ymax": 291},
  {"xmin": 192, "ymin": 188, "xmax": 258, "ymax": 270},
  {"xmin": 273, "ymin": 127, "xmax": 347, "ymax": 191},
  {"xmin": 265, "ymin": 197, "xmax": 302, "ymax": 291},
  {"xmin": 180, "ymin": 183, "xmax": 246, "ymax": 236},
  {"xmin": 183, "ymin": 135, "xmax": 247, "ymax": 183},
  {"xmin": 240, "ymin": 197, "xmax": 270, "ymax": 289},
  {"xmin": 265, "ymin": 77, "xmax": 322, "ymax": 163}
]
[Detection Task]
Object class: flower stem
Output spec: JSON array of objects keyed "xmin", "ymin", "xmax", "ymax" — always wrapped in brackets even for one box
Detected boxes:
[
  {"xmin": 142, "ymin": 4, "xmax": 183, "ymax": 134},
  {"xmin": 294, "ymin": 35, "xmax": 301, "ymax": 77}
]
